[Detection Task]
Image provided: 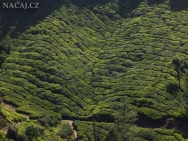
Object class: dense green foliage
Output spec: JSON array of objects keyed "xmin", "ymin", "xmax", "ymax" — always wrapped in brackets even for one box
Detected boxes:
[
  {"xmin": 0, "ymin": 0, "xmax": 188, "ymax": 140},
  {"xmin": 57, "ymin": 122, "xmax": 73, "ymax": 139},
  {"xmin": 38, "ymin": 115, "xmax": 61, "ymax": 128},
  {"xmin": 114, "ymin": 98, "xmax": 137, "ymax": 141},
  {"xmin": 6, "ymin": 125, "xmax": 18, "ymax": 140},
  {"xmin": 7, "ymin": 124, "xmax": 45, "ymax": 141},
  {"xmin": 102, "ymin": 127, "xmax": 119, "ymax": 141},
  {"xmin": 25, "ymin": 125, "xmax": 45, "ymax": 141},
  {"xmin": 1, "ymin": 0, "xmax": 187, "ymax": 120}
]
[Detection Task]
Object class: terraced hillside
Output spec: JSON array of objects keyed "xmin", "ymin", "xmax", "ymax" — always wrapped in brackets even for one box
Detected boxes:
[{"xmin": 1, "ymin": 0, "xmax": 188, "ymax": 140}]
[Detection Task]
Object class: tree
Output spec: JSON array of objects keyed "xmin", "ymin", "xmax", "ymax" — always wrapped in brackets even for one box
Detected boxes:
[
  {"xmin": 0, "ymin": 97, "xmax": 7, "ymax": 129},
  {"xmin": 0, "ymin": 44, "xmax": 10, "ymax": 67},
  {"xmin": 172, "ymin": 54, "xmax": 182, "ymax": 88},
  {"xmin": 114, "ymin": 97, "xmax": 137, "ymax": 141},
  {"xmin": 25, "ymin": 125, "xmax": 44, "ymax": 141},
  {"xmin": 185, "ymin": 71, "xmax": 188, "ymax": 93},
  {"xmin": 57, "ymin": 122, "xmax": 73, "ymax": 139},
  {"xmin": 92, "ymin": 112, "xmax": 97, "ymax": 141},
  {"xmin": 102, "ymin": 126, "xmax": 119, "ymax": 141},
  {"xmin": 17, "ymin": 133, "xmax": 29, "ymax": 141},
  {"xmin": 6, "ymin": 125, "xmax": 18, "ymax": 140}
]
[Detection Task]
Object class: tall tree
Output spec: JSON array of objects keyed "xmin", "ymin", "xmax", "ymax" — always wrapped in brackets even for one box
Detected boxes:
[
  {"xmin": 114, "ymin": 97, "xmax": 137, "ymax": 141},
  {"xmin": 185, "ymin": 71, "xmax": 188, "ymax": 92},
  {"xmin": 102, "ymin": 126, "xmax": 119, "ymax": 141},
  {"xmin": 172, "ymin": 54, "xmax": 182, "ymax": 88},
  {"xmin": 92, "ymin": 112, "xmax": 97, "ymax": 141},
  {"xmin": 25, "ymin": 125, "xmax": 44, "ymax": 141}
]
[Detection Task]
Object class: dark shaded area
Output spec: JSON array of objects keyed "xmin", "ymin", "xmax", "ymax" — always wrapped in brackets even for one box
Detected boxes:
[
  {"xmin": 147, "ymin": 0, "xmax": 188, "ymax": 10},
  {"xmin": 169, "ymin": 0, "xmax": 188, "ymax": 11},
  {"xmin": 0, "ymin": 44, "xmax": 9, "ymax": 67},
  {"xmin": 136, "ymin": 113, "xmax": 188, "ymax": 137},
  {"xmin": 84, "ymin": 114, "xmax": 114, "ymax": 123},
  {"xmin": 166, "ymin": 83, "xmax": 179, "ymax": 95},
  {"xmin": 70, "ymin": 0, "xmax": 110, "ymax": 8},
  {"xmin": 63, "ymin": 113, "xmax": 114, "ymax": 123},
  {"xmin": 118, "ymin": 0, "xmax": 143, "ymax": 17},
  {"xmin": 136, "ymin": 113, "xmax": 167, "ymax": 128},
  {"xmin": 0, "ymin": 0, "xmax": 65, "ymax": 40},
  {"xmin": 3, "ymin": 99, "xmax": 18, "ymax": 108},
  {"xmin": 71, "ymin": 0, "xmax": 142, "ymax": 17},
  {"xmin": 0, "ymin": 0, "xmax": 173, "ymax": 41},
  {"xmin": 0, "ymin": 0, "xmax": 187, "ymax": 41},
  {"xmin": 6, "ymin": 125, "xmax": 18, "ymax": 141},
  {"xmin": 62, "ymin": 115, "xmax": 78, "ymax": 120},
  {"xmin": 0, "ymin": 0, "xmax": 117, "ymax": 40},
  {"xmin": 95, "ymin": 114, "xmax": 114, "ymax": 122},
  {"xmin": 147, "ymin": 0, "xmax": 166, "ymax": 5},
  {"xmin": 175, "ymin": 117, "xmax": 188, "ymax": 137}
]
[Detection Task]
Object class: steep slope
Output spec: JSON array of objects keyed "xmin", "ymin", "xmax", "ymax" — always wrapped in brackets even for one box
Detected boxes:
[{"xmin": 0, "ymin": 0, "xmax": 188, "ymax": 140}]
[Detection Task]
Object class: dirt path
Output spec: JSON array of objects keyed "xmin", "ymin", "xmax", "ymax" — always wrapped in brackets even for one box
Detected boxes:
[
  {"xmin": 63, "ymin": 120, "xmax": 77, "ymax": 139},
  {"xmin": 2, "ymin": 102, "xmax": 30, "ymax": 120},
  {"xmin": 2, "ymin": 102, "xmax": 16, "ymax": 111}
]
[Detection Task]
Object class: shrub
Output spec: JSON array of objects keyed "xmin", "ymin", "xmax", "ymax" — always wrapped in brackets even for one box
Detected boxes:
[
  {"xmin": 38, "ymin": 116, "xmax": 61, "ymax": 128},
  {"xmin": 17, "ymin": 133, "xmax": 29, "ymax": 141},
  {"xmin": 166, "ymin": 81, "xmax": 179, "ymax": 95},
  {"xmin": 57, "ymin": 122, "xmax": 73, "ymax": 139},
  {"xmin": 25, "ymin": 125, "xmax": 44, "ymax": 141},
  {"xmin": 172, "ymin": 54, "xmax": 184, "ymax": 88},
  {"xmin": 43, "ymin": 135, "xmax": 62, "ymax": 141},
  {"xmin": 114, "ymin": 97, "xmax": 137, "ymax": 141},
  {"xmin": 38, "ymin": 116, "xmax": 52, "ymax": 128},
  {"xmin": 102, "ymin": 126, "xmax": 119, "ymax": 141},
  {"xmin": 6, "ymin": 125, "xmax": 18, "ymax": 140}
]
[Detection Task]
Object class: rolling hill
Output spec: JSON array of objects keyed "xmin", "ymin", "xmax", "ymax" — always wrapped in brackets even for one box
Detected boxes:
[{"xmin": 0, "ymin": 0, "xmax": 188, "ymax": 140}]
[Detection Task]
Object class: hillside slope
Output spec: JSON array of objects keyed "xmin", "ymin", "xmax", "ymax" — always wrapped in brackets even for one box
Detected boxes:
[{"xmin": 0, "ymin": 0, "xmax": 188, "ymax": 140}]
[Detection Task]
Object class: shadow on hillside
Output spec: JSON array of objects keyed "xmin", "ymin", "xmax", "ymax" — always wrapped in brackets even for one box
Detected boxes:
[
  {"xmin": 147, "ymin": 0, "xmax": 166, "ymax": 5},
  {"xmin": 136, "ymin": 113, "xmax": 167, "ymax": 128},
  {"xmin": 169, "ymin": 0, "xmax": 188, "ymax": 11},
  {"xmin": 0, "ymin": 0, "xmax": 65, "ymax": 40},
  {"xmin": 0, "ymin": 0, "xmax": 114, "ymax": 40},
  {"xmin": 118, "ymin": 0, "xmax": 143, "ymax": 17},
  {"xmin": 166, "ymin": 83, "xmax": 179, "ymax": 96},
  {"xmin": 70, "ymin": 0, "xmax": 109, "ymax": 8},
  {"xmin": 145, "ymin": 0, "xmax": 188, "ymax": 11},
  {"xmin": 0, "ymin": 0, "xmax": 187, "ymax": 40}
]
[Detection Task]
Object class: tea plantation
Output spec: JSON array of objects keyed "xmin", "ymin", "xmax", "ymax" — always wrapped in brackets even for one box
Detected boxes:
[{"xmin": 0, "ymin": 0, "xmax": 188, "ymax": 140}]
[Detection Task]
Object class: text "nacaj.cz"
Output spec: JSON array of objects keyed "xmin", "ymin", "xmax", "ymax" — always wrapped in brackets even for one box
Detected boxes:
[{"xmin": 3, "ymin": 3, "xmax": 39, "ymax": 9}]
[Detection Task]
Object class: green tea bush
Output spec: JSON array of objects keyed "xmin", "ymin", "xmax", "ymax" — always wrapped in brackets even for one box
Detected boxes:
[
  {"xmin": 38, "ymin": 115, "xmax": 61, "ymax": 128},
  {"xmin": 1, "ymin": 0, "xmax": 188, "ymax": 140},
  {"xmin": 57, "ymin": 122, "xmax": 73, "ymax": 139}
]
